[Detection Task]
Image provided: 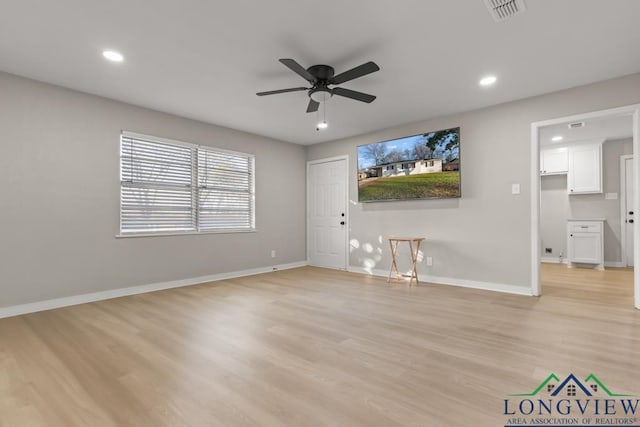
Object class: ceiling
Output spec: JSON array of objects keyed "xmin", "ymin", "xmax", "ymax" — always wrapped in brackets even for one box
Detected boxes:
[
  {"xmin": 540, "ymin": 114, "xmax": 633, "ymax": 147},
  {"xmin": 1, "ymin": 1, "xmax": 639, "ymax": 145}
]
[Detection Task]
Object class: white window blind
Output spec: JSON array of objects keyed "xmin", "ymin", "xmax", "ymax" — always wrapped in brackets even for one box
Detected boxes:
[
  {"xmin": 198, "ymin": 147, "xmax": 254, "ymax": 230},
  {"xmin": 120, "ymin": 132, "xmax": 255, "ymax": 235}
]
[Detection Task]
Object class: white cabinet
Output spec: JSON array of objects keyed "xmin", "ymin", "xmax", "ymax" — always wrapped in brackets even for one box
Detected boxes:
[
  {"xmin": 540, "ymin": 147, "xmax": 568, "ymax": 175},
  {"xmin": 567, "ymin": 219, "xmax": 604, "ymax": 270},
  {"xmin": 567, "ymin": 143, "xmax": 602, "ymax": 194}
]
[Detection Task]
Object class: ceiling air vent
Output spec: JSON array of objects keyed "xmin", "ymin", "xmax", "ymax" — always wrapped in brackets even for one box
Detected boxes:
[
  {"xmin": 568, "ymin": 121, "xmax": 585, "ymax": 129},
  {"xmin": 484, "ymin": 0, "xmax": 527, "ymax": 22}
]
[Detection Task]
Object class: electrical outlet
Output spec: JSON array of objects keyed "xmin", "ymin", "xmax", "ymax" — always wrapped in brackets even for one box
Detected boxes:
[
  {"xmin": 426, "ymin": 257, "xmax": 433, "ymax": 266},
  {"xmin": 271, "ymin": 250, "xmax": 276, "ymax": 258},
  {"xmin": 545, "ymin": 248, "xmax": 552, "ymax": 254}
]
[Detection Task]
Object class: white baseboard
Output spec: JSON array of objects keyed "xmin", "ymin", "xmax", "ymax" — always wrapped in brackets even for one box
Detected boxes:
[
  {"xmin": 541, "ymin": 256, "xmax": 568, "ymax": 264},
  {"xmin": 541, "ymin": 257, "xmax": 626, "ymax": 268},
  {"xmin": 0, "ymin": 261, "xmax": 308, "ymax": 319},
  {"xmin": 347, "ymin": 266, "xmax": 533, "ymax": 296},
  {"xmin": 1, "ymin": 260, "xmax": 543, "ymax": 319}
]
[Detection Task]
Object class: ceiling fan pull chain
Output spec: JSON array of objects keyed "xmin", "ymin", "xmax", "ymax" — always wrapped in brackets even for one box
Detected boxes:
[{"xmin": 323, "ymin": 98, "xmax": 326, "ymax": 123}]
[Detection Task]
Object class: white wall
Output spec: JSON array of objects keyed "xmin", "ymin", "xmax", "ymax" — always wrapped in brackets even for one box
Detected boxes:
[
  {"xmin": 307, "ymin": 73, "xmax": 640, "ymax": 290},
  {"xmin": 0, "ymin": 72, "xmax": 307, "ymax": 308}
]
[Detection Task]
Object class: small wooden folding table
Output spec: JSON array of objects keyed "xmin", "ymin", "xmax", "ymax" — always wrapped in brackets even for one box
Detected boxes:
[{"xmin": 387, "ymin": 237, "xmax": 425, "ymax": 286}]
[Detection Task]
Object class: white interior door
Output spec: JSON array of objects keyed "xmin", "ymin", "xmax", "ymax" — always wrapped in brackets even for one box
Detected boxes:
[
  {"xmin": 308, "ymin": 157, "xmax": 348, "ymax": 270},
  {"xmin": 623, "ymin": 155, "xmax": 634, "ymax": 267}
]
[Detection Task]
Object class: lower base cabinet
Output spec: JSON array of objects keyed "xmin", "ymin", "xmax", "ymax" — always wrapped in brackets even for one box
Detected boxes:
[{"xmin": 567, "ymin": 219, "xmax": 604, "ymax": 270}]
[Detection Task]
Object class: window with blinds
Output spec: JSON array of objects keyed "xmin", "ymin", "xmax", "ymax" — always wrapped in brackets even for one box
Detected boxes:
[{"xmin": 120, "ymin": 132, "xmax": 255, "ymax": 235}]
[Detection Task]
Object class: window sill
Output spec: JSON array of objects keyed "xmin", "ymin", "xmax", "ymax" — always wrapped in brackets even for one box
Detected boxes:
[{"xmin": 115, "ymin": 229, "xmax": 257, "ymax": 238}]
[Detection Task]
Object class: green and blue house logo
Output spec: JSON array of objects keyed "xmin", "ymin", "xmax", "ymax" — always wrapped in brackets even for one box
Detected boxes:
[{"xmin": 504, "ymin": 373, "xmax": 638, "ymax": 426}]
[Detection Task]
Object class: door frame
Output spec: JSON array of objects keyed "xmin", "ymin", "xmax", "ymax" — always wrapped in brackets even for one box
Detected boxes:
[
  {"xmin": 306, "ymin": 155, "xmax": 350, "ymax": 270},
  {"xmin": 530, "ymin": 103, "xmax": 640, "ymax": 309},
  {"xmin": 620, "ymin": 154, "xmax": 634, "ymax": 267}
]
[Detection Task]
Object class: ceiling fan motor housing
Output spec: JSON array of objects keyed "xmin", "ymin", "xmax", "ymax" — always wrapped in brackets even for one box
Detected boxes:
[{"xmin": 307, "ymin": 65, "xmax": 334, "ymax": 81}]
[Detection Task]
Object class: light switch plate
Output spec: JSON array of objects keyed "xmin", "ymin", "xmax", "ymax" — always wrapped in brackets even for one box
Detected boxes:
[{"xmin": 512, "ymin": 183, "xmax": 521, "ymax": 195}]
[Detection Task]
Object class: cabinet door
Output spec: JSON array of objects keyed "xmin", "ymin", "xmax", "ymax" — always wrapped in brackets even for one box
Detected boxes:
[
  {"xmin": 541, "ymin": 147, "xmax": 568, "ymax": 175},
  {"xmin": 568, "ymin": 232, "xmax": 602, "ymax": 264},
  {"xmin": 568, "ymin": 144, "xmax": 602, "ymax": 194}
]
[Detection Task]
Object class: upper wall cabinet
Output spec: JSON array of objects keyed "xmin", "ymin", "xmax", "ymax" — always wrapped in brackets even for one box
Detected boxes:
[
  {"xmin": 540, "ymin": 147, "xmax": 568, "ymax": 175},
  {"xmin": 567, "ymin": 142, "xmax": 603, "ymax": 195}
]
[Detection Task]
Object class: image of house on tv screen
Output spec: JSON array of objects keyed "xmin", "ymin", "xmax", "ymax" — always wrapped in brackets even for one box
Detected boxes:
[{"xmin": 357, "ymin": 127, "xmax": 460, "ymax": 202}]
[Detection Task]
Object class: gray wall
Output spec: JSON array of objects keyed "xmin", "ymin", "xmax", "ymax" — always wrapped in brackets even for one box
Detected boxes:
[
  {"xmin": 0, "ymin": 71, "xmax": 307, "ymax": 308},
  {"xmin": 540, "ymin": 174, "xmax": 570, "ymax": 260},
  {"xmin": 540, "ymin": 139, "xmax": 633, "ymax": 263},
  {"xmin": 307, "ymin": 73, "xmax": 640, "ymax": 289}
]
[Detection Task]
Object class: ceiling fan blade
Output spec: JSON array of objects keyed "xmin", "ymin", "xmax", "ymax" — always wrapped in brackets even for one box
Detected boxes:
[
  {"xmin": 256, "ymin": 87, "xmax": 308, "ymax": 96},
  {"xmin": 330, "ymin": 61, "xmax": 380, "ymax": 85},
  {"xmin": 332, "ymin": 87, "xmax": 376, "ymax": 103},
  {"xmin": 306, "ymin": 99, "xmax": 320, "ymax": 113},
  {"xmin": 279, "ymin": 58, "xmax": 315, "ymax": 83}
]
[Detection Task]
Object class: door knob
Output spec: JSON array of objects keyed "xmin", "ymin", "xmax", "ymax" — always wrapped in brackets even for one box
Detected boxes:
[
  {"xmin": 629, "ymin": 211, "xmax": 634, "ymax": 215},
  {"xmin": 340, "ymin": 221, "xmax": 345, "ymax": 225},
  {"xmin": 341, "ymin": 213, "xmax": 345, "ymax": 217},
  {"xmin": 630, "ymin": 219, "xmax": 634, "ymax": 224}
]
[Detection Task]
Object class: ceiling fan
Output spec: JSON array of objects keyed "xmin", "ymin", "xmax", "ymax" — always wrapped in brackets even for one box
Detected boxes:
[{"xmin": 257, "ymin": 58, "xmax": 380, "ymax": 113}]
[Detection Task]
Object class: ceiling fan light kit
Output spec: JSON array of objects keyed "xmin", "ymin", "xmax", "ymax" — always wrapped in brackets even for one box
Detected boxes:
[
  {"xmin": 309, "ymin": 87, "xmax": 331, "ymax": 103},
  {"xmin": 257, "ymin": 58, "xmax": 379, "ymax": 130}
]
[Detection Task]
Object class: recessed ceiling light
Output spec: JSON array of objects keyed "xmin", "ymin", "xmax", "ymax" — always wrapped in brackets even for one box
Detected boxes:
[
  {"xmin": 479, "ymin": 75, "xmax": 497, "ymax": 87},
  {"xmin": 551, "ymin": 135, "xmax": 563, "ymax": 142},
  {"xmin": 102, "ymin": 50, "xmax": 124, "ymax": 62}
]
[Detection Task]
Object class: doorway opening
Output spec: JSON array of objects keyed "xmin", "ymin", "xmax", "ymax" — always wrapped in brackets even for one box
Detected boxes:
[{"xmin": 531, "ymin": 104, "xmax": 640, "ymax": 308}]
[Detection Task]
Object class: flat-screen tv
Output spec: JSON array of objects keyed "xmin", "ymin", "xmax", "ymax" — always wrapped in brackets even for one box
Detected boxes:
[{"xmin": 357, "ymin": 127, "xmax": 460, "ymax": 202}]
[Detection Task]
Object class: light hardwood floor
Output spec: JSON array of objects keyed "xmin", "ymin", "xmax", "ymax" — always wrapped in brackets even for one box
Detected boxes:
[{"xmin": 1, "ymin": 264, "xmax": 639, "ymax": 426}]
